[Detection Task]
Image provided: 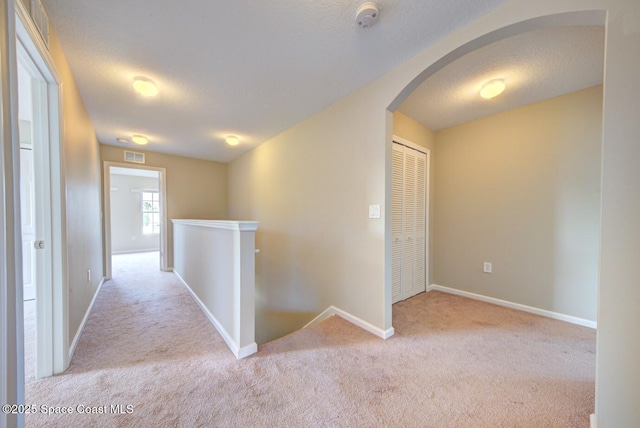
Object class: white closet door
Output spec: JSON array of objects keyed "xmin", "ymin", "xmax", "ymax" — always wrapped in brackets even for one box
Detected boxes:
[
  {"xmin": 402, "ymin": 148, "xmax": 417, "ymax": 300},
  {"xmin": 392, "ymin": 142, "xmax": 427, "ymax": 303},
  {"xmin": 391, "ymin": 144, "xmax": 404, "ymax": 303},
  {"xmin": 412, "ymin": 151, "xmax": 427, "ymax": 297}
]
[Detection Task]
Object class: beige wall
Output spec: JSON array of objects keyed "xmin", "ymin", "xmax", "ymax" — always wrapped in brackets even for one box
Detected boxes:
[
  {"xmin": 3, "ymin": 0, "xmax": 638, "ymax": 425},
  {"xmin": 393, "ymin": 111, "xmax": 436, "ymax": 285},
  {"xmin": 100, "ymin": 145, "xmax": 228, "ymax": 268},
  {"xmin": 231, "ymin": 1, "xmax": 639, "ymax": 423},
  {"xmin": 595, "ymin": 6, "xmax": 640, "ymax": 424},
  {"xmin": 433, "ymin": 86, "xmax": 602, "ymax": 321},
  {"xmin": 229, "ymin": 92, "xmax": 389, "ymax": 344},
  {"xmin": 49, "ymin": 26, "xmax": 104, "ymax": 345},
  {"xmin": 393, "ymin": 111, "xmax": 436, "ymax": 151},
  {"xmin": 109, "ymin": 174, "xmax": 160, "ymax": 253}
]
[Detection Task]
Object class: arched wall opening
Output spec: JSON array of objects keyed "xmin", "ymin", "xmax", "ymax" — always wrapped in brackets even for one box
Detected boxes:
[
  {"xmin": 388, "ymin": 11, "xmax": 605, "ymax": 112},
  {"xmin": 383, "ymin": 9, "xmax": 606, "ymax": 328}
]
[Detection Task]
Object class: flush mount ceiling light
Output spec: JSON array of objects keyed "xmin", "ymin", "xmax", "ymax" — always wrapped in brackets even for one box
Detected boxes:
[
  {"xmin": 225, "ymin": 135, "xmax": 240, "ymax": 146},
  {"xmin": 131, "ymin": 135, "xmax": 149, "ymax": 145},
  {"xmin": 132, "ymin": 77, "xmax": 159, "ymax": 97},
  {"xmin": 116, "ymin": 137, "xmax": 129, "ymax": 144},
  {"xmin": 356, "ymin": 2, "xmax": 379, "ymax": 28},
  {"xmin": 480, "ymin": 79, "xmax": 506, "ymax": 99}
]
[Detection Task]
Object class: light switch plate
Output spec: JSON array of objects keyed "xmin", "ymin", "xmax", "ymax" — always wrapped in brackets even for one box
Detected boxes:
[{"xmin": 369, "ymin": 204, "xmax": 381, "ymax": 219}]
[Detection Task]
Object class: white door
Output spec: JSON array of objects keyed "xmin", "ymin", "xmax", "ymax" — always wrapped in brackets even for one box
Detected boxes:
[
  {"xmin": 391, "ymin": 144, "xmax": 404, "ymax": 303},
  {"xmin": 413, "ymin": 152, "xmax": 427, "ymax": 297},
  {"xmin": 402, "ymin": 147, "xmax": 417, "ymax": 300},
  {"xmin": 392, "ymin": 142, "xmax": 428, "ymax": 303},
  {"xmin": 17, "ymin": 9, "xmax": 68, "ymax": 378},
  {"xmin": 20, "ymin": 139, "xmax": 36, "ymax": 301}
]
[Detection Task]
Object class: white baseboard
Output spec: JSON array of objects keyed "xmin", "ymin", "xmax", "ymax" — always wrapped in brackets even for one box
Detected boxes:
[
  {"xmin": 428, "ymin": 284, "xmax": 597, "ymax": 329},
  {"xmin": 590, "ymin": 413, "xmax": 596, "ymax": 428},
  {"xmin": 69, "ymin": 277, "xmax": 105, "ymax": 360},
  {"xmin": 173, "ymin": 270, "xmax": 257, "ymax": 359},
  {"xmin": 305, "ymin": 306, "xmax": 394, "ymax": 339}
]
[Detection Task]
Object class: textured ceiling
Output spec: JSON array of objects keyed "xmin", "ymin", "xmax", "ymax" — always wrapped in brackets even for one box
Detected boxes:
[
  {"xmin": 41, "ymin": 0, "xmax": 507, "ymax": 162},
  {"xmin": 398, "ymin": 25, "xmax": 605, "ymax": 131}
]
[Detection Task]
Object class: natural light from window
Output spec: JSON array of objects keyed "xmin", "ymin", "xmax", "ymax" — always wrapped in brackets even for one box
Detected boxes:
[{"xmin": 142, "ymin": 191, "xmax": 160, "ymax": 234}]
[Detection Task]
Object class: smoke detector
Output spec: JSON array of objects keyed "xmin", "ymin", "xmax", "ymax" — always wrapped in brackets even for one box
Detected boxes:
[{"xmin": 356, "ymin": 2, "xmax": 379, "ymax": 28}]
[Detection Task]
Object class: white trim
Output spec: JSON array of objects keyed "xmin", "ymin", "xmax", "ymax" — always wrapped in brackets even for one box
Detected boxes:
[
  {"xmin": 303, "ymin": 306, "xmax": 335, "ymax": 328},
  {"xmin": 304, "ymin": 306, "xmax": 395, "ymax": 339},
  {"xmin": 103, "ymin": 162, "xmax": 168, "ymax": 279},
  {"xmin": 111, "ymin": 248, "xmax": 160, "ymax": 255},
  {"xmin": 15, "ymin": 1, "xmax": 61, "ymax": 84},
  {"xmin": 16, "ymin": 0, "xmax": 69, "ymax": 377},
  {"xmin": 590, "ymin": 414, "xmax": 596, "ymax": 428},
  {"xmin": 171, "ymin": 219, "xmax": 259, "ymax": 232},
  {"xmin": 428, "ymin": 284, "xmax": 597, "ymax": 329},
  {"xmin": 390, "ymin": 137, "xmax": 431, "ymax": 305},
  {"xmin": 1, "ymin": 1, "xmax": 21, "ymax": 425},
  {"xmin": 130, "ymin": 188, "xmax": 159, "ymax": 193},
  {"xmin": 173, "ymin": 270, "xmax": 257, "ymax": 359},
  {"xmin": 68, "ymin": 277, "xmax": 104, "ymax": 360},
  {"xmin": 392, "ymin": 135, "xmax": 429, "ymax": 155}
]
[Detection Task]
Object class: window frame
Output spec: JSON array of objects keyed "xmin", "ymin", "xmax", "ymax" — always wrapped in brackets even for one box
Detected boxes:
[{"xmin": 141, "ymin": 191, "xmax": 160, "ymax": 235}]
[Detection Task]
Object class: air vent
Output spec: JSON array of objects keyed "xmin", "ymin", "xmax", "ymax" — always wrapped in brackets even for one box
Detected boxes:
[
  {"xmin": 30, "ymin": 0, "xmax": 50, "ymax": 48},
  {"xmin": 124, "ymin": 151, "xmax": 145, "ymax": 164}
]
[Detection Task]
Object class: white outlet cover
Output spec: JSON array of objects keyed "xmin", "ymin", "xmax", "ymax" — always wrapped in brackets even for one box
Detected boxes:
[
  {"xmin": 369, "ymin": 204, "xmax": 381, "ymax": 219},
  {"xmin": 483, "ymin": 262, "xmax": 492, "ymax": 273}
]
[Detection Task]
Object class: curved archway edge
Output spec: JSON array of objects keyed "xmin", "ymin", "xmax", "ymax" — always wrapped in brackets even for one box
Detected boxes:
[
  {"xmin": 387, "ymin": 10, "xmax": 605, "ymax": 112},
  {"xmin": 383, "ymin": 1, "xmax": 640, "ymax": 425},
  {"xmin": 383, "ymin": 9, "xmax": 607, "ymax": 327}
]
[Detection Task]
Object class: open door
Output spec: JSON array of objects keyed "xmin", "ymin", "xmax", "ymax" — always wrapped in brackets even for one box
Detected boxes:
[
  {"xmin": 16, "ymin": 0, "xmax": 68, "ymax": 378},
  {"xmin": 19, "ymin": 123, "xmax": 36, "ymax": 301},
  {"xmin": 103, "ymin": 162, "xmax": 168, "ymax": 279}
]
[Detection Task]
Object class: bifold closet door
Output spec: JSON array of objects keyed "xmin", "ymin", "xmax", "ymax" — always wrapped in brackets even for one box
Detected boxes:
[
  {"xmin": 392, "ymin": 143, "xmax": 427, "ymax": 304},
  {"xmin": 392, "ymin": 144, "xmax": 404, "ymax": 303},
  {"xmin": 412, "ymin": 148, "xmax": 426, "ymax": 297}
]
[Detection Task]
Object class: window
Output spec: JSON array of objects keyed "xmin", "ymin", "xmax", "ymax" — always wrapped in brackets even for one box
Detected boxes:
[{"xmin": 142, "ymin": 191, "xmax": 160, "ymax": 234}]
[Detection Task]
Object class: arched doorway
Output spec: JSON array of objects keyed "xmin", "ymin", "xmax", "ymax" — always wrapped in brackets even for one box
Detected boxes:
[{"xmin": 384, "ymin": 9, "xmax": 606, "ymax": 328}]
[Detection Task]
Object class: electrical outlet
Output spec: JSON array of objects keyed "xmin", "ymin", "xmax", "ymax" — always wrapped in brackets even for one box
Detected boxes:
[
  {"xmin": 369, "ymin": 204, "xmax": 381, "ymax": 219},
  {"xmin": 483, "ymin": 262, "xmax": 492, "ymax": 274},
  {"xmin": 87, "ymin": 269, "xmax": 91, "ymax": 282}
]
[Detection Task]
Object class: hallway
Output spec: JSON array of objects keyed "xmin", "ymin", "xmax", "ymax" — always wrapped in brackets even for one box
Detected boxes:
[
  {"xmin": 24, "ymin": 252, "xmax": 596, "ymax": 427},
  {"xmin": 25, "ymin": 252, "xmax": 234, "ymax": 426}
]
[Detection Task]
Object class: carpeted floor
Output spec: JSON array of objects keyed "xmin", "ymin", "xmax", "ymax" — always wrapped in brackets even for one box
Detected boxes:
[{"xmin": 25, "ymin": 251, "xmax": 595, "ymax": 427}]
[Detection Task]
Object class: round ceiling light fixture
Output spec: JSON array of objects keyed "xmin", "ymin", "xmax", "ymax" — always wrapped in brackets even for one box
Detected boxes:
[
  {"xmin": 133, "ymin": 77, "xmax": 159, "ymax": 97},
  {"xmin": 480, "ymin": 79, "xmax": 506, "ymax": 99},
  {"xmin": 356, "ymin": 2, "xmax": 379, "ymax": 28},
  {"xmin": 225, "ymin": 135, "xmax": 240, "ymax": 146},
  {"xmin": 131, "ymin": 135, "xmax": 149, "ymax": 145},
  {"xmin": 116, "ymin": 137, "xmax": 129, "ymax": 144}
]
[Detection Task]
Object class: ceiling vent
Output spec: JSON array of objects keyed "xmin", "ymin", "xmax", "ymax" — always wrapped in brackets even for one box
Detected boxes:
[
  {"xmin": 124, "ymin": 150, "xmax": 145, "ymax": 164},
  {"xmin": 356, "ymin": 2, "xmax": 379, "ymax": 28},
  {"xmin": 30, "ymin": 0, "xmax": 50, "ymax": 48}
]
